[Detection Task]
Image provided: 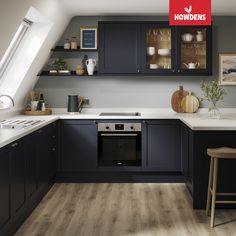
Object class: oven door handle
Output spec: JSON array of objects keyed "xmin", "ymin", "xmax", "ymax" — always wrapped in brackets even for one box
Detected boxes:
[{"xmin": 100, "ymin": 133, "xmax": 138, "ymax": 137}]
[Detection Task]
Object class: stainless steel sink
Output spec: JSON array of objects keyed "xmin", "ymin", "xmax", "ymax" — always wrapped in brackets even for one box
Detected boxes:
[{"xmin": 0, "ymin": 119, "xmax": 45, "ymax": 129}]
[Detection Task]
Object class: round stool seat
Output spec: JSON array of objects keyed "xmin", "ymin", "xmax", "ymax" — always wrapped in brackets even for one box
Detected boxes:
[{"xmin": 207, "ymin": 147, "xmax": 236, "ymax": 159}]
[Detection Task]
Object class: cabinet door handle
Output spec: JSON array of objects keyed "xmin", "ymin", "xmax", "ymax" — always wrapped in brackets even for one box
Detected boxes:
[
  {"xmin": 172, "ymin": 69, "xmax": 175, "ymax": 72},
  {"xmin": 51, "ymin": 148, "xmax": 56, "ymax": 151},
  {"xmin": 11, "ymin": 142, "xmax": 18, "ymax": 148},
  {"xmin": 38, "ymin": 129, "xmax": 43, "ymax": 133},
  {"xmin": 178, "ymin": 69, "xmax": 181, "ymax": 73},
  {"xmin": 137, "ymin": 69, "xmax": 140, "ymax": 73},
  {"xmin": 52, "ymin": 135, "xmax": 56, "ymax": 138}
]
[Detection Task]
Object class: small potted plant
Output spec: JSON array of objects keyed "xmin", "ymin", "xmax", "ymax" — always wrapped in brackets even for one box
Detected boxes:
[
  {"xmin": 50, "ymin": 58, "xmax": 70, "ymax": 74},
  {"xmin": 200, "ymin": 80, "xmax": 227, "ymax": 119}
]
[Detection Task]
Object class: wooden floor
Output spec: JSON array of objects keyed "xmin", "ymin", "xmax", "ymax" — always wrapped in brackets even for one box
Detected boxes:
[{"xmin": 16, "ymin": 183, "xmax": 236, "ymax": 236}]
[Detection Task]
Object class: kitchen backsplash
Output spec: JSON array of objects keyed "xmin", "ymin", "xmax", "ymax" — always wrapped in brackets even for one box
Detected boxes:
[{"xmin": 35, "ymin": 16, "xmax": 236, "ymax": 108}]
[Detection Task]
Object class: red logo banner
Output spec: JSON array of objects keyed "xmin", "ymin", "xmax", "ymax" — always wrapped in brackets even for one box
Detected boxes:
[{"xmin": 169, "ymin": 0, "xmax": 211, "ymax": 26}]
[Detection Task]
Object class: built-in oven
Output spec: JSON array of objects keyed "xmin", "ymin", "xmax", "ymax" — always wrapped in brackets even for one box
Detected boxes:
[{"xmin": 98, "ymin": 122, "xmax": 141, "ymax": 166}]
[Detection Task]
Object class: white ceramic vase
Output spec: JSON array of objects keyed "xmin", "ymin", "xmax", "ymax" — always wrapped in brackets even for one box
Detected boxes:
[{"xmin": 86, "ymin": 59, "xmax": 96, "ymax": 75}]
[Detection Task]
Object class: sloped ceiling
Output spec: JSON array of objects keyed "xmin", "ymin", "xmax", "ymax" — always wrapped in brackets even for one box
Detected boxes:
[
  {"xmin": 60, "ymin": 0, "xmax": 236, "ymax": 16},
  {"xmin": 0, "ymin": 0, "xmax": 71, "ymax": 108}
]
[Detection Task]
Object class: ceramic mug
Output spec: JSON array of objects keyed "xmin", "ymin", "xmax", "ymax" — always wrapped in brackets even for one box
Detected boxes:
[{"xmin": 147, "ymin": 47, "xmax": 155, "ymax": 56}]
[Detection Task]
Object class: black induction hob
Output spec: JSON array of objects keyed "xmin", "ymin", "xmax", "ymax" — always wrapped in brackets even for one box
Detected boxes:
[{"xmin": 99, "ymin": 112, "xmax": 141, "ymax": 116}]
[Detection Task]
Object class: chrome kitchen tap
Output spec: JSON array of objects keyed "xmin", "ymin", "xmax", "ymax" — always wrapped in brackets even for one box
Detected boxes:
[{"xmin": 0, "ymin": 95, "xmax": 15, "ymax": 107}]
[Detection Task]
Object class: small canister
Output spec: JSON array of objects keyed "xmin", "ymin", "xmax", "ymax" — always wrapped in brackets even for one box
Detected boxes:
[
  {"xmin": 64, "ymin": 39, "xmax": 70, "ymax": 49},
  {"xmin": 71, "ymin": 37, "xmax": 78, "ymax": 49}
]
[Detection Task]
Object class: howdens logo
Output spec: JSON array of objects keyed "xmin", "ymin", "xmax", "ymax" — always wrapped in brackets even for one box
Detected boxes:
[
  {"xmin": 174, "ymin": 14, "xmax": 206, "ymax": 21},
  {"xmin": 169, "ymin": 0, "xmax": 211, "ymax": 26}
]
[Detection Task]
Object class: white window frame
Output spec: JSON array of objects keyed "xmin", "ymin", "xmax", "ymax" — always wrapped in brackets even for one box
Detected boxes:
[{"xmin": 0, "ymin": 19, "xmax": 32, "ymax": 79}]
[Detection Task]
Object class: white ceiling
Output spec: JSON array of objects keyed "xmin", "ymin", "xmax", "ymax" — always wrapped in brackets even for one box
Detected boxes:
[{"xmin": 60, "ymin": 0, "xmax": 236, "ymax": 16}]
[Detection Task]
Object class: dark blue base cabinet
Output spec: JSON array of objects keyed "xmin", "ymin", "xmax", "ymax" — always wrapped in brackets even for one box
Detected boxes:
[
  {"xmin": 181, "ymin": 123, "xmax": 236, "ymax": 209},
  {"xmin": 57, "ymin": 120, "xmax": 183, "ymax": 183},
  {"xmin": 0, "ymin": 122, "xmax": 58, "ymax": 236}
]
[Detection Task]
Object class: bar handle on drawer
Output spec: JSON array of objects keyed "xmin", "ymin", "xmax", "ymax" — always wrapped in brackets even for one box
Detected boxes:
[{"xmin": 11, "ymin": 142, "xmax": 18, "ymax": 148}]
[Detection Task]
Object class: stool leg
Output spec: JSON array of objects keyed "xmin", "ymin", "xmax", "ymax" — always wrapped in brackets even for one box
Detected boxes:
[
  {"xmin": 206, "ymin": 157, "xmax": 214, "ymax": 216},
  {"xmin": 210, "ymin": 158, "xmax": 218, "ymax": 228}
]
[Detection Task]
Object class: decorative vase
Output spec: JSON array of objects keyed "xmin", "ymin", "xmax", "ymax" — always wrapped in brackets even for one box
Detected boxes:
[
  {"xmin": 86, "ymin": 59, "xmax": 96, "ymax": 75},
  {"xmin": 209, "ymin": 103, "xmax": 220, "ymax": 119},
  {"xmin": 196, "ymin": 31, "xmax": 204, "ymax": 42}
]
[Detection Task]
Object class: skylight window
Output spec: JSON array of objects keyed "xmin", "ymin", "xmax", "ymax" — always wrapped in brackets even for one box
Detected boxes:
[{"xmin": 0, "ymin": 19, "xmax": 32, "ymax": 79}]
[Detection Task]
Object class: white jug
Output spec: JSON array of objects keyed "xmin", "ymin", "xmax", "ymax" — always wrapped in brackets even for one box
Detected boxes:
[{"xmin": 86, "ymin": 59, "xmax": 96, "ymax": 75}]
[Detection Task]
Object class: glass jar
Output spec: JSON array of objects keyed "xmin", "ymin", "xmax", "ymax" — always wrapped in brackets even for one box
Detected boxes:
[
  {"xmin": 209, "ymin": 103, "xmax": 220, "ymax": 119},
  {"xmin": 71, "ymin": 37, "xmax": 78, "ymax": 49},
  {"xmin": 64, "ymin": 39, "xmax": 70, "ymax": 49}
]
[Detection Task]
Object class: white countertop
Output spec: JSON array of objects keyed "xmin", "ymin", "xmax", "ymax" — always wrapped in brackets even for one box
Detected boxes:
[{"xmin": 1, "ymin": 108, "xmax": 236, "ymax": 149}]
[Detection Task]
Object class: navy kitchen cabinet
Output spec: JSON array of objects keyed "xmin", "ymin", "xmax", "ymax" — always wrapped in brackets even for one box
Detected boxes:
[
  {"xmin": 98, "ymin": 21, "xmax": 212, "ymax": 75},
  {"xmin": 37, "ymin": 128, "xmax": 51, "ymax": 188},
  {"xmin": 48, "ymin": 122, "xmax": 58, "ymax": 180},
  {"xmin": 24, "ymin": 133, "xmax": 38, "ymax": 200},
  {"xmin": 145, "ymin": 120, "xmax": 181, "ymax": 171},
  {"xmin": 10, "ymin": 140, "xmax": 26, "ymax": 216},
  {"xmin": 141, "ymin": 22, "xmax": 177, "ymax": 75},
  {"xmin": 0, "ymin": 146, "xmax": 11, "ymax": 234},
  {"xmin": 0, "ymin": 122, "xmax": 58, "ymax": 236},
  {"xmin": 60, "ymin": 120, "xmax": 97, "ymax": 171},
  {"xmin": 98, "ymin": 22, "xmax": 141, "ymax": 74},
  {"xmin": 37, "ymin": 123, "xmax": 58, "ymax": 188},
  {"xmin": 176, "ymin": 26, "xmax": 212, "ymax": 75}
]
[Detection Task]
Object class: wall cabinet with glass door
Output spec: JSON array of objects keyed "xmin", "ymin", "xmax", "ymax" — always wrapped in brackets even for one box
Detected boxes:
[
  {"xmin": 141, "ymin": 23, "xmax": 176, "ymax": 74},
  {"xmin": 177, "ymin": 26, "xmax": 212, "ymax": 75},
  {"xmin": 141, "ymin": 23, "xmax": 212, "ymax": 75}
]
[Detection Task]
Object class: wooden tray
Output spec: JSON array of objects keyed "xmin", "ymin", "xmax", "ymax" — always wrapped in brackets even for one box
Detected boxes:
[{"xmin": 22, "ymin": 108, "xmax": 52, "ymax": 116}]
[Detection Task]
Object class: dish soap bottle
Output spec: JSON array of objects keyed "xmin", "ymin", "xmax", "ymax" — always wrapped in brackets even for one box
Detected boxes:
[{"xmin": 37, "ymin": 93, "xmax": 45, "ymax": 111}]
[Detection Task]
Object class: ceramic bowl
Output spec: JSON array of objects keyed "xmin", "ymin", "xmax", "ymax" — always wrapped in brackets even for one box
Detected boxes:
[
  {"xmin": 181, "ymin": 33, "xmax": 193, "ymax": 42},
  {"xmin": 157, "ymin": 49, "xmax": 171, "ymax": 56},
  {"xmin": 149, "ymin": 64, "xmax": 159, "ymax": 69}
]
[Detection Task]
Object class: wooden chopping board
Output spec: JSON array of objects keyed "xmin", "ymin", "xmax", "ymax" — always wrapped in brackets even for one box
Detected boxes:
[
  {"xmin": 181, "ymin": 92, "xmax": 199, "ymax": 113},
  {"xmin": 171, "ymin": 86, "xmax": 188, "ymax": 113}
]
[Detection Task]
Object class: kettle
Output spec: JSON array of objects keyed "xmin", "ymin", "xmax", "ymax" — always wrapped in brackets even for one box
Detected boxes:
[
  {"xmin": 183, "ymin": 62, "xmax": 200, "ymax": 69},
  {"xmin": 67, "ymin": 95, "xmax": 84, "ymax": 113}
]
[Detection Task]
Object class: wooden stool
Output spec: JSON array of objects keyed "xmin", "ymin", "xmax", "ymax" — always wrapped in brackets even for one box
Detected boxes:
[{"xmin": 206, "ymin": 147, "xmax": 236, "ymax": 227}]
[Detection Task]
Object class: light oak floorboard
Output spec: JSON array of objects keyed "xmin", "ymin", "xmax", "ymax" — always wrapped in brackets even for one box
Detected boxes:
[{"xmin": 15, "ymin": 183, "xmax": 236, "ymax": 236}]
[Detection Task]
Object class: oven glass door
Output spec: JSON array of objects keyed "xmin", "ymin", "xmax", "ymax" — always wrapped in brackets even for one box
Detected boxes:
[{"xmin": 98, "ymin": 132, "xmax": 141, "ymax": 166}]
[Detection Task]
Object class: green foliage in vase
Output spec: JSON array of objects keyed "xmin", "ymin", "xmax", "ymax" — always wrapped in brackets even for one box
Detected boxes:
[
  {"xmin": 51, "ymin": 58, "xmax": 68, "ymax": 71},
  {"xmin": 200, "ymin": 80, "xmax": 227, "ymax": 106}
]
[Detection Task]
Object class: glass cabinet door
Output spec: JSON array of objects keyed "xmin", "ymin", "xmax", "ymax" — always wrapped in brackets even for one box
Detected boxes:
[
  {"xmin": 142, "ymin": 25, "xmax": 174, "ymax": 73},
  {"xmin": 179, "ymin": 27, "xmax": 211, "ymax": 74}
]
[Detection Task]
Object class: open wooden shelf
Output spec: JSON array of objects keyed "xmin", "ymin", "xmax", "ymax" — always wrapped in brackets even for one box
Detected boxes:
[
  {"xmin": 37, "ymin": 71, "xmax": 98, "ymax": 77},
  {"xmin": 51, "ymin": 46, "xmax": 98, "ymax": 52}
]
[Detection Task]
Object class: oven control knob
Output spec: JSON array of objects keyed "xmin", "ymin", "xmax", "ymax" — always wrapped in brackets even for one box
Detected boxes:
[
  {"xmin": 105, "ymin": 126, "xmax": 110, "ymax": 130},
  {"xmin": 130, "ymin": 126, "xmax": 134, "ymax": 130}
]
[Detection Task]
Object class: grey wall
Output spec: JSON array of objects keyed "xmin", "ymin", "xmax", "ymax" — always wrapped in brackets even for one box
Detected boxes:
[{"xmin": 35, "ymin": 16, "xmax": 236, "ymax": 108}]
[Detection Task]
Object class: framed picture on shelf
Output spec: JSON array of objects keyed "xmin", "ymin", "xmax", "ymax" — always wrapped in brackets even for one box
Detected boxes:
[
  {"xmin": 219, "ymin": 54, "xmax": 236, "ymax": 85},
  {"xmin": 80, "ymin": 28, "xmax": 97, "ymax": 50}
]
